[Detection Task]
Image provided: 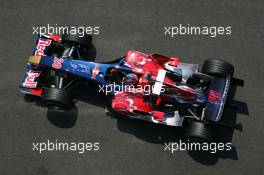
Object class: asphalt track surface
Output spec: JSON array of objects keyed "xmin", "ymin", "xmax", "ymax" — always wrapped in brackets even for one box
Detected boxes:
[{"xmin": 0, "ymin": 0, "xmax": 263, "ymax": 175}]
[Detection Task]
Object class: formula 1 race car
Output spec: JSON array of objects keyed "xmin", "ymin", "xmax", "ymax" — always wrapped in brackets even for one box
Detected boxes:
[{"xmin": 19, "ymin": 34, "xmax": 241, "ymax": 142}]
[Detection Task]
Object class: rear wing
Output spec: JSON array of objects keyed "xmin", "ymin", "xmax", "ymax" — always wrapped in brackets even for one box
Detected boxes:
[{"xmin": 203, "ymin": 76, "xmax": 231, "ymax": 121}]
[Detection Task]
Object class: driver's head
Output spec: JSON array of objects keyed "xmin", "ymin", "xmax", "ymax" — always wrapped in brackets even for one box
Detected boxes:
[{"xmin": 124, "ymin": 73, "xmax": 138, "ymax": 85}]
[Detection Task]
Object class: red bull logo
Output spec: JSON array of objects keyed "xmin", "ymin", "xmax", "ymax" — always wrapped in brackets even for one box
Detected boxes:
[
  {"xmin": 34, "ymin": 38, "xmax": 52, "ymax": 56},
  {"xmin": 92, "ymin": 65, "xmax": 99, "ymax": 79},
  {"xmin": 23, "ymin": 70, "xmax": 41, "ymax": 88},
  {"xmin": 208, "ymin": 90, "xmax": 220, "ymax": 104}
]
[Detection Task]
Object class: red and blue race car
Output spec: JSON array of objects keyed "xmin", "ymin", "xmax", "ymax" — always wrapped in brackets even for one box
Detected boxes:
[{"xmin": 19, "ymin": 33, "xmax": 241, "ymax": 142}]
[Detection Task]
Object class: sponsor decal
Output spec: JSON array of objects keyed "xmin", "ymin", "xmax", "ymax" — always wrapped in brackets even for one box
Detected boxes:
[
  {"xmin": 23, "ymin": 70, "xmax": 41, "ymax": 88},
  {"xmin": 208, "ymin": 90, "xmax": 220, "ymax": 104},
  {"xmin": 34, "ymin": 38, "xmax": 52, "ymax": 56},
  {"xmin": 92, "ymin": 65, "xmax": 99, "ymax": 79},
  {"xmin": 52, "ymin": 57, "xmax": 64, "ymax": 69}
]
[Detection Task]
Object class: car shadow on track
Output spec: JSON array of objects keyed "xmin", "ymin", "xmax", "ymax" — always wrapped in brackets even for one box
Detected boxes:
[
  {"xmin": 24, "ymin": 94, "xmax": 79, "ymax": 128},
  {"xmin": 121, "ymin": 85, "xmax": 247, "ymax": 165},
  {"xmin": 75, "ymin": 82, "xmax": 249, "ymax": 165},
  {"xmin": 23, "ymin": 76, "xmax": 249, "ymax": 165},
  {"xmin": 46, "ymin": 106, "xmax": 79, "ymax": 128}
]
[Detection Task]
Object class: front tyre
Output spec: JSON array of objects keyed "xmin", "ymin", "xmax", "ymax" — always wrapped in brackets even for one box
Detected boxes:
[
  {"xmin": 42, "ymin": 88, "xmax": 74, "ymax": 109},
  {"xmin": 61, "ymin": 33, "xmax": 94, "ymax": 61},
  {"xmin": 61, "ymin": 33, "xmax": 93, "ymax": 48}
]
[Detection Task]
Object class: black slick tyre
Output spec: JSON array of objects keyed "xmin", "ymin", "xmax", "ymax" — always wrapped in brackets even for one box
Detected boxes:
[
  {"xmin": 61, "ymin": 33, "xmax": 93, "ymax": 48},
  {"xmin": 202, "ymin": 59, "xmax": 234, "ymax": 76},
  {"xmin": 42, "ymin": 88, "xmax": 73, "ymax": 109}
]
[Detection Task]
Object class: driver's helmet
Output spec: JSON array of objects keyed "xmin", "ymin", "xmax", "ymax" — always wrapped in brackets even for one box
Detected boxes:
[{"xmin": 124, "ymin": 73, "xmax": 138, "ymax": 85}]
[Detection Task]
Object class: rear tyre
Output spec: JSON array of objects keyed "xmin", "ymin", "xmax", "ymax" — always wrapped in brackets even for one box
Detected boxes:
[
  {"xmin": 184, "ymin": 121, "xmax": 214, "ymax": 143},
  {"xmin": 202, "ymin": 59, "xmax": 234, "ymax": 76},
  {"xmin": 42, "ymin": 88, "xmax": 73, "ymax": 109}
]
